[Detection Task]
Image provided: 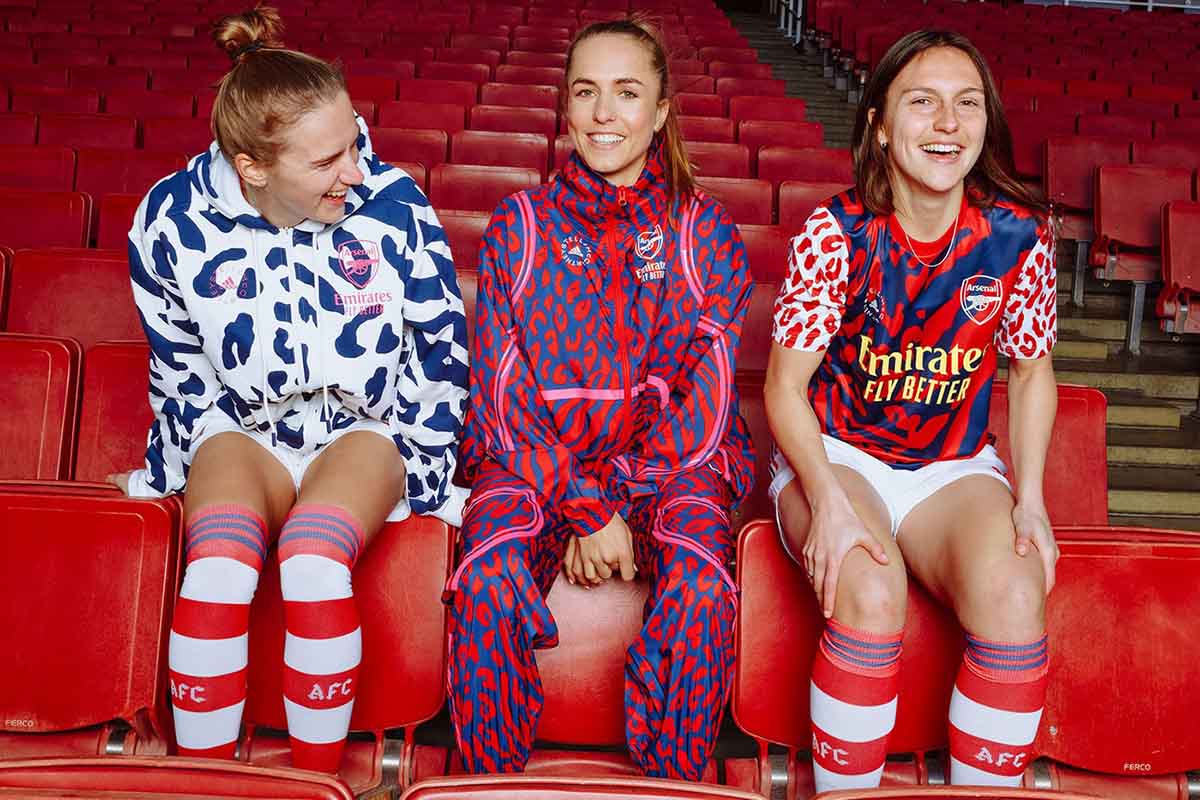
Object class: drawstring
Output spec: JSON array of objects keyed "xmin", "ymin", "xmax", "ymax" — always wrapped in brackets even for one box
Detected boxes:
[
  {"xmin": 251, "ymin": 229, "xmax": 277, "ymax": 445},
  {"xmin": 313, "ymin": 230, "xmax": 332, "ymax": 433}
]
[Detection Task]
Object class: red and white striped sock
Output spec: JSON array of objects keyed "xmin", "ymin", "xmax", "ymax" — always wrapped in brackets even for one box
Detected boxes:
[
  {"xmin": 949, "ymin": 632, "xmax": 1048, "ymax": 786},
  {"xmin": 278, "ymin": 504, "xmax": 365, "ymax": 774},
  {"xmin": 809, "ymin": 619, "xmax": 903, "ymax": 791},
  {"xmin": 169, "ymin": 504, "xmax": 268, "ymax": 758}
]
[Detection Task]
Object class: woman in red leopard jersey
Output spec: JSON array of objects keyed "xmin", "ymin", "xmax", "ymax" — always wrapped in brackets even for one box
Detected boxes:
[{"xmin": 766, "ymin": 29, "xmax": 1057, "ymax": 791}]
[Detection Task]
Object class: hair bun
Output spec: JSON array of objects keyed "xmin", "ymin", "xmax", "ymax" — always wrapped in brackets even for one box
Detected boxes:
[{"xmin": 213, "ymin": 5, "xmax": 285, "ymax": 63}]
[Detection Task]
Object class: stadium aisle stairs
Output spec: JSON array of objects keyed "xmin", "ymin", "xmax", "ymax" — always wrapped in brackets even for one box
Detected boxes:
[{"xmin": 725, "ymin": 8, "xmax": 1200, "ymax": 530}]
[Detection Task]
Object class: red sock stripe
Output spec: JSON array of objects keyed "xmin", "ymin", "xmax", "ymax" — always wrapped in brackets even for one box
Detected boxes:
[
  {"xmin": 177, "ymin": 742, "xmax": 237, "ymax": 760},
  {"xmin": 277, "ymin": 505, "xmax": 364, "ymax": 568},
  {"xmin": 811, "ymin": 722, "xmax": 890, "ymax": 775},
  {"xmin": 283, "ymin": 664, "xmax": 360, "ymax": 709},
  {"xmin": 171, "ymin": 597, "xmax": 251, "ymax": 640},
  {"xmin": 168, "ymin": 667, "xmax": 248, "ymax": 713},
  {"xmin": 185, "ymin": 505, "xmax": 268, "ymax": 571},
  {"xmin": 283, "ymin": 598, "xmax": 360, "ymax": 639},
  {"xmin": 812, "ymin": 648, "xmax": 900, "ymax": 707},
  {"xmin": 289, "ymin": 738, "xmax": 344, "ymax": 774},
  {"xmin": 949, "ymin": 723, "xmax": 1034, "ymax": 777},
  {"xmin": 957, "ymin": 658, "xmax": 1048, "ymax": 713}
]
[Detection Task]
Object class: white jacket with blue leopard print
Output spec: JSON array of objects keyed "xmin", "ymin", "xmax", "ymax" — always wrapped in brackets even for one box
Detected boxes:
[{"xmin": 126, "ymin": 117, "xmax": 469, "ymax": 525}]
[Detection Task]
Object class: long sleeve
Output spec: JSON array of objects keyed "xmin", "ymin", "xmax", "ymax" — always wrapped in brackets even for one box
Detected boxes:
[
  {"xmin": 125, "ymin": 204, "xmax": 225, "ymax": 497},
  {"xmin": 391, "ymin": 201, "xmax": 470, "ymax": 523},
  {"xmin": 619, "ymin": 200, "xmax": 754, "ymax": 499},
  {"xmin": 468, "ymin": 199, "xmax": 614, "ymax": 538}
]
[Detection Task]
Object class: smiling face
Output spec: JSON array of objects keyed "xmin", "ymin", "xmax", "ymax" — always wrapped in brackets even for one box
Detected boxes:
[
  {"xmin": 565, "ymin": 32, "xmax": 670, "ymax": 187},
  {"xmin": 237, "ymin": 90, "xmax": 364, "ymax": 228},
  {"xmin": 874, "ymin": 46, "xmax": 987, "ymax": 213}
]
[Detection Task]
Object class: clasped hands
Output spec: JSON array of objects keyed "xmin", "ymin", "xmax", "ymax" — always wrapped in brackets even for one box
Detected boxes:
[{"xmin": 563, "ymin": 512, "xmax": 638, "ymax": 587}]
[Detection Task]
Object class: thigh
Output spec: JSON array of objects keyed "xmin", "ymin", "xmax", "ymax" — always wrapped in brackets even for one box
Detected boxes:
[
  {"xmin": 184, "ymin": 432, "xmax": 296, "ymax": 530},
  {"xmin": 898, "ymin": 475, "xmax": 1046, "ymax": 640},
  {"xmin": 630, "ymin": 466, "xmax": 734, "ymax": 574},
  {"xmin": 298, "ymin": 430, "xmax": 406, "ymax": 546}
]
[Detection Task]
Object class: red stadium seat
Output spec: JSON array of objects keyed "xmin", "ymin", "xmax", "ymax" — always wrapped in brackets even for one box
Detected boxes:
[
  {"xmin": 728, "ymin": 95, "xmax": 807, "ymax": 123},
  {"xmin": 113, "ymin": 52, "xmax": 189, "ymax": 70},
  {"xmin": 674, "ymin": 74, "xmax": 715, "ymax": 95},
  {"xmin": 1077, "ymin": 113, "xmax": 1153, "ymax": 140},
  {"xmin": 386, "ymin": 161, "xmax": 427, "ymax": 191},
  {"xmin": 0, "ymin": 759, "xmax": 354, "ymax": 799},
  {"xmin": 671, "ymin": 59, "xmax": 707, "ymax": 77},
  {"xmin": 75, "ymin": 148, "xmax": 185, "ymax": 233},
  {"xmin": 1132, "ymin": 82, "xmax": 1193, "ymax": 104},
  {"xmin": 0, "ymin": 334, "xmax": 81, "ymax": 480},
  {"xmin": 0, "ymin": 112, "xmax": 38, "ymax": 146},
  {"xmin": 505, "ymin": 51, "xmax": 567, "ymax": 69},
  {"xmin": 1005, "ymin": 77, "xmax": 1064, "ymax": 97},
  {"xmin": 378, "ymin": 101, "xmax": 466, "ymax": 135},
  {"xmin": 494, "ymin": 64, "xmax": 565, "ymax": 87},
  {"xmin": 758, "ymin": 146, "xmax": 854, "ymax": 185},
  {"xmin": 452, "ymin": 129, "xmax": 549, "ymax": 177},
  {"xmin": 738, "ymin": 120, "xmax": 824, "ymax": 173},
  {"xmin": 397, "ymin": 78, "xmax": 478, "ymax": 107},
  {"xmin": 436, "ymin": 46, "xmax": 503, "ymax": 72},
  {"xmin": 778, "ymin": 180, "xmax": 852, "ymax": 228},
  {"xmin": 2, "ymin": 65, "xmax": 69, "ymax": 89},
  {"xmin": 0, "ymin": 144, "xmax": 75, "ymax": 190},
  {"xmin": 687, "ymin": 142, "xmax": 751, "ymax": 178},
  {"xmin": 429, "ymin": 164, "xmax": 540, "ymax": 213},
  {"xmin": 709, "ymin": 62, "xmax": 774, "ymax": 81},
  {"xmin": 142, "ymin": 117, "xmax": 213, "ymax": 155},
  {"xmin": 1007, "ymin": 110, "xmax": 1076, "ymax": 179},
  {"xmin": 1152, "ymin": 118, "xmax": 1200, "ymax": 140},
  {"xmin": 341, "ymin": 58, "xmax": 416, "ymax": 81},
  {"xmin": 441, "ymin": 210, "xmax": 489, "ymax": 272},
  {"xmin": 679, "ymin": 115, "xmax": 736, "ymax": 143},
  {"xmin": 674, "ymin": 93, "xmax": 725, "ymax": 117},
  {"xmin": 698, "ymin": 47, "xmax": 758, "ymax": 64},
  {"xmin": 73, "ymin": 342, "xmax": 151, "ymax": 483},
  {"xmin": 346, "ymin": 75, "xmax": 398, "ymax": 104},
  {"xmin": 243, "ymin": 516, "xmax": 455, "ymax": 793},
  {"xmin": 10, "ymin": 86, "xmax": 100, "ymax": 114},
  {"xmin": 4, "ymin": 248, "xmax": 142, "ymax": 349},
  {"xmin": 469, "ymin": 104, "xmax": 557, "ymax": 141},
  {"xmin": 399, "ymin": 775, "xmax": 762, "ymax": 799},
  {"xmin": 510, "ymin": 37, "xmax": 570, "ymax": 55},
  {"xmin": 479, "ymin": 82, "xmax": 558, "ymax": 110},
  {"xmin": 1132, "ymin": 139, "xmax": 1200, "ymax": 171},
  {"xmin": 35, "ymin": 49, "xmax": 107, "ymax": 68},
  {"xmin": 1105, "ymin": 97, "xmax": 1175, "ymax": 121},
  {"xmin": 36, "ymin": 112, "xmax": 137, "ymax": 150},
  {"xmin": 150, "ymin": 68, "xmax": 225, "ymax": 93},
  {"xmin": 0, "ymin": 246, "xmax": 9, "ymax": 322},
  {"xmin": 102, "ymin": 88, "xmax": 194, "ymax": 117},
  {"xmin": 448, "ymin": 34, "xmax": 508, "ymax": 54},
  {"xmin": 1066, "ymin": 78, "xmax": 1129, "ymax": 100},
  {"xmin": 1090, "ymin": 164, "xmax": 1193, "ymax": 353},
  {"xmin": 418, "ymin": 61, "xmax": 491, "ymax": 84},
  {"xmin": 0, "ymin": 490, "xmax": 181, "ymax": 755},
  {"xmin": 1040, "ymin": 95, "xmax": 1104, "ymax": 117},
  {"xmin": 68, "ymin": 65, "xmax": 148, "ymax": 92},
  {"xmin": 96, "ymin": 193, "xmax": 141, "ymax": 250},
  {"xmin": 371, "ymin": 128, "xmax": 448, "ymax": 170},
  {"xmin": 554, "ymin": 134, "xmax": 575, "ymax": 170},
  {"xmin": 0, "ymin": 190, "xmax": 90, "ymax": 249},
  {"xmin": 1159, "ymin": 202, "xmax": 1200, "ymax": 335},
  {"xmin": 696, "ymin": 177, "xmax": 773, "ymax": 225},
  {"xmin": 782, "ymin": 790, "xmax": 1100, "ymax": 799},
  {"xmin": 738, "ymin": 224, "xmax": 791, "ymax": 283}
]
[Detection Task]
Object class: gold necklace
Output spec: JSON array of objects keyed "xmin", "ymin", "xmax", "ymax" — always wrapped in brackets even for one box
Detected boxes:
[{"xmin": 901, "ymin": 206, "xmax": 960, "ymax": 268}]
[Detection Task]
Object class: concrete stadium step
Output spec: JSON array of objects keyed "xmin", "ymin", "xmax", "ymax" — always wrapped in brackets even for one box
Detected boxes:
[
  {"xmin": 1099, "ymin": 390, "xmax": 1183, "ymax": 429},
  {"xmin": 1108, "ymin": 513, "xmax": 1200, "ymax": 532},
  {"xmin": 1109, "ymin": 464, "xmax": 1200, "ymax": 493},
  {"xmin": 1109, "ymin": 489, "xmax": 1200, "ymax": 516},
  {"xmin": 1001, "ymin": 358, "xmax": 1200, "ymax": 403}
]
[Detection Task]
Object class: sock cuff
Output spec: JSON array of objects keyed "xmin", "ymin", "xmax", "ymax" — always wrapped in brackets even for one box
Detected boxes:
[
  {"xmin": 185, "ymin": 504, "xmax": 269, "ymax": 569},
  {"xmin": 964, "ymin": 632, "xmax": 1048, "ymax": 684},
  {"xmin": 279, "ymin": 504, "xmax": 366, "ymax": 568},
  {"xmin": 820, "ymin": 619, "xmax": 903, "ymax": 678}
]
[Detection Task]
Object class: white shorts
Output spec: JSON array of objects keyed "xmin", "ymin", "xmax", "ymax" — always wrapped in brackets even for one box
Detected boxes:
[
  {"xmin": 193, "ymin": 416, "xmax": 413, "ymax": 522},
  {"xmin": 768, "ymin": 436, "xmax": 1011, "ymax": 537}
]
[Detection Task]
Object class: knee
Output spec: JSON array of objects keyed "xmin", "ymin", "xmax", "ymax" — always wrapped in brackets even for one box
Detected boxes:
[
  {"xmin": 278, "ymin": 549, "xmax": 353, "ymax": 602},
  {"xmin": 180, "ymin": 556, "xmax": 260, "ymax": 605},
  {"xmin": 836, "ymin": 567, "xmax": 907, "ymax": 631},
  {"xmin": 961, "ymin": 564, "xmax": 1045, "ymax": 638}
]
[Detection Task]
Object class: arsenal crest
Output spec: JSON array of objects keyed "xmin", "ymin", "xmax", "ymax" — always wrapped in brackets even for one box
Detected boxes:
[
  {"xmin": 336, "ymin": 239, "xmax": 380, "ymax": 289},
  {"xmin": 959, "ymin": 274, "xmax": 1003, "ymax": 325},
  {"xmin": 635, "ymin": 225, "xmax": 663, "ymax": 260}
]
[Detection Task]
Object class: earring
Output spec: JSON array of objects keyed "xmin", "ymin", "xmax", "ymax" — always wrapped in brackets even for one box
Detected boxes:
[{"xmin": 881, "ymin": 141, "xmax": 888, "ymax": 150}]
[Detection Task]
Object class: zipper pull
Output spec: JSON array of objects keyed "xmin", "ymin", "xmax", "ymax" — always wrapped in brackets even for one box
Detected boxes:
[{"xmin": 618, "ymin": 185, "xmax": 628, "ymax": 208}]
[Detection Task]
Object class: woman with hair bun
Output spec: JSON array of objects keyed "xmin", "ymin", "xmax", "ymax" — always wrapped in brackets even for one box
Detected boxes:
[
  {"xmin": 443, "ymin": 16, "xmax": 755, "ymax": 781},
  {"xmin": 766, "ymin": 29, "xmax": 1057, "ymax": 791},
  {"xmin": 109, "ymin": 6, "xmax": 468, "ymax": 773}
]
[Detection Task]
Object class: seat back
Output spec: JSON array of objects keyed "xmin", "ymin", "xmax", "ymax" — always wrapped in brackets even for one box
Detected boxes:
[
  {"xmin": 494, "ymin": 64, "xmax": 564, "ymax": 86},
  {"xmin": 715, "ymin": 78, "xmax": 786, "ymax": 100},
  {"xmin": 1043, "ymin": 136, "xmax": 1130, "ymax": 212},
  {"xmin": 1037, "ymin": 536, "xmax": 1200, "ymax": 776},
  {"xmin": 379, "ymin": 101, "xmax": 467, "ymax": 135},
  {"xmin": 451, "ymin": 130, "xmax": 549, "ymax": 178},
  {"xmin": 1007, "ymin": 110, "xmax": 1076, "ymax": 178},
  {"xmin": 1132, "ymin": 139, "xmax": 1200, "ymax": 172},
  {"xmin": 0, "ymin": 112, "xmax": 38, "ymax": 146},
  {"xmin": 0, "ymin": 491, "xmax": 180, "ymax": 747},
  {"xmin": 1096, "ymin": 165, "xmax": 1192, "ymax": 249},
  {"xmin": 5, "ymin": 248, "xmax": 142, "ymax": 350},
  {"xmin": 97, "ymin": 193, "xmax": 142, "ymax": 250},
  {"xmin": 142, "ymin": 117, "xmax": 213, "ymax": 155},
  {"xmin": 1077, "ymin": 113, "xmax": 1153, "ymax": 141},
  {"xmin": 37, "ymin": 112, "xmax": 137, "ymax": 149},
  {"xmin": 1162, "ymin": 201, "xmax": 1200, "ymax": 293},
  {"xmin": 778, "ymin": 180, "xmax": 852, "ymax": 229},
  {"xmin": 0, "ymin": 189, "xmax": 90, "ymax": 250},
  {"xmin": 737, "ymin": 224, "xmax": 791, "ymax": 283},
  {"xmin": 533, "ymin": 574, "xmax": 649, "ymax": 746},
  {"xmin": 737, "ymin": 120, "xmax": 824, "ymax": 166},
  {"xmin": 696, "ymin": 177, "xmax": 772, "ymax": 225},
  {"xmin": 74, "ymin": 342, "xmax": 152, "ymax": 483},
  {"xmin": 429, "ymin": 164, "xmax": 540, "ymax": 213},
  {"xmin": 686, "ymin": 142, "xmax": 751, "ymax": 179},
  {"xmin": 675, "ymin": 93, "xmax": 725, "ymax": 118},
  {"xmin": 468, "ymin": 105, "xmax": 557, "ymax": 141},
  {"xmin": 397, "ymin": 78, "xmax": 478, "ymax": 107},
  {"xmin": 440, "ymin": 210, "xmax": 490, "ymax": 273},
  {"xmin": 988, "ymin": 383, "xmax": 1108, "ymax": 526},
  {"xmin": 732, "ymin": 372, "xmax": 771, "ymax": 528},
  {"xmin": 11, "ymin": 86, "xmax": 100, "ymax": 114},
  {"xmin": 0, "ymin": 334, "xmax": 80, "ymax": 480},
  {"xmin": 0, "ymin": 144, "xmax": 75, "ymax": 190},
  {"xmin": 678, "ymin": 115, "xmax": 736, "ymax": 144},
  {"xmin": 727, "ymin": 95, "xmax": 807, "ymax": 124},
  {"xmin": 371, "ymin": 128, "xmax": 448, "ymax": 170},
  {"xmin": 419, "ymin": 61, "xmax": 491, "ymax": 84},
  {"xmin": 479, "ymin": 82, "xmax": 558, "ymax": 110},
  {"xmin": 757, "ymin": 146, "xmax": 854, "ymax": 186},
  {"xmin": 103, "ymin": 88, "xmax": 194, "ymax": 118}
]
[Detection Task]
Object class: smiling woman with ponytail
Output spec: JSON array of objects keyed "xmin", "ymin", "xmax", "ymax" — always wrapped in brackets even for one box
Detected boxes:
[{"xmin": 110, "ymin": 5, "xmax": 468, "ymax": 775}]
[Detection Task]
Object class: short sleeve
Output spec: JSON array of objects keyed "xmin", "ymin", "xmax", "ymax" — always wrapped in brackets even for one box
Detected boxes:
[
  {"xmin": 997, "ymin": 222, "xmax": 1057, "ymax": 359},
  {"xmin": 772, "ymin": 207, "xmax": 850, "ymax": 352}
]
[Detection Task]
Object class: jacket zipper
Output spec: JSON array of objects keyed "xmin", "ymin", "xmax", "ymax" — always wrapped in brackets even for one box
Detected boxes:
[{"xmin": 604, "ymin": 185, "xmax": 634, "ymax": 447}]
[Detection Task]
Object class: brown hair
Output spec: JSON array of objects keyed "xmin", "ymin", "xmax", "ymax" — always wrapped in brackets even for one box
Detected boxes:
[
  {"xmin": 210, "ymin": 5, "xmax": 346, "ymax": 164},
  {"xmin": 852, "ymin": 29, "xmax": 1048, "ymax": 220},
  {"xmin": 564, "ymin": 16, "xmax": 696, "ymax": 201}
]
